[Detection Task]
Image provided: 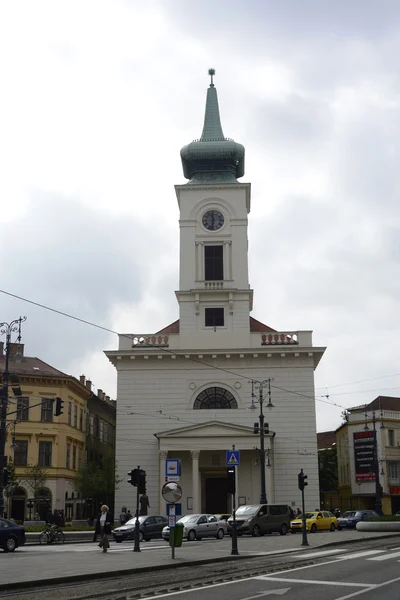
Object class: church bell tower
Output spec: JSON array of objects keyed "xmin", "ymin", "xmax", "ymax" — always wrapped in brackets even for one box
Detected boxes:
[{"xmin": 175, "ymin": 70, "xmax": 253, "ymax": 349}]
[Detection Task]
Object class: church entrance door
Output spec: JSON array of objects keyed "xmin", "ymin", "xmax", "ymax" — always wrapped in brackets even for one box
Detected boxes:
[{"xmin": 205, "ymin": 477, "xmax": 228, "ymax": 514}]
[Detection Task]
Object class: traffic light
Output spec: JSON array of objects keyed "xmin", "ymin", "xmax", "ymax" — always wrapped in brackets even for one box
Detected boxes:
[
  {"xmin": 298, "ymin": 469, "xmax": 308, "ymax": 491},
  {"xmin": 227, "ymin": 467, "xmax": 236, "ymax": 495},
  {"xmin": 253, "ymin": 422, "xmax": 269, "ymax": 434},
  {"xmin": 138, "ymin": 469, "xmax": 146, "ymax": 494},
  {"xmin": 3, "ymin": 469, "xmax": 9, "ymax": 486},
  {"xmin": 128, "ymin": 468, "xmax": 146, "ymax": 492},
  {"xmin": 128, "ymin": 469, "xmax": 139, "ymax": 486},
  {"xmin": 54, "ymin": 397, "xmax": 64, "ymax": 417}
]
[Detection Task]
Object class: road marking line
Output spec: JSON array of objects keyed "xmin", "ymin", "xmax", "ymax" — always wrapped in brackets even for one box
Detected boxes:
[
  {"xmin": 292, "ymin": 549, "xmax": 348, "ymax": 558},
  {"xmin": 332, "ymin": 574, "xmax": 400, "ymax": 600},
  {"xmin": 335, "ymin": 550, "xmax": 385, "ymax": 560},
  {"xmin": 367, "ymin": 550, "xmax": 400, "ymax": 561},
  {"xmin": 256, "ymin": 576, "xmax": 372, "ymax": 588}
]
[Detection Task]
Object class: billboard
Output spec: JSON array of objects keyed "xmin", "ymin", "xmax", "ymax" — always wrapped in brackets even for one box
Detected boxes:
[{"xmin": 354, "ymin": 430, "xmax": 376, "ymax": 482}]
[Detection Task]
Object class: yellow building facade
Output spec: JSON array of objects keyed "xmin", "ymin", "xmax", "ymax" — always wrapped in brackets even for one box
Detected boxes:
[{"xmin": 2, "ymin": 348, "xmax": 91, "ymax": 521}]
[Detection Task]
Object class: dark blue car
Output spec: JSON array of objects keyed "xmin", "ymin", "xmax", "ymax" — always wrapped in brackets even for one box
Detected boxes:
[
  {"xmin": 0, "ymin": 518, "xmax": 26, "ymax": 552},
  {"xmin": 337, "ymin": 510, "xmax": 379, "ymax": 530}
]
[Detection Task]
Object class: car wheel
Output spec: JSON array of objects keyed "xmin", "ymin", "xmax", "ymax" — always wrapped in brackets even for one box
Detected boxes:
[
  {"xmin": 280, "ymin": 524, "xmax": 288, "ymax": 536},
  {"xmin": 4, "ymin": 537, "xmax": 17, "ymax": 552},
  {"xmin": 144, "ymin": 538, "xmax": 151, "ymax": 542},
  {"xmin": 310, "ymin": 524, "xmax": 317, "ymax": 533},
  {"xmin": 139, "ymin": 532, "xmax": 144, "ymax": 542},
  {"xmin": 216, "ymin": 528, "xmax": 224, "ymax": 540},
  {"xmin": 252, "ymin": 525, "xmax": 261, "ymax": 537},
  {"xmin": 115, "ymin": 539, "xmax": 122, "ymax": 543},
  {"xmin": 330, "ymin": 523, "xmax": 336, "ymax": 532},
  {"xmin": 187, "ymin": 529, "xmax": 196, "ymax": 541}
]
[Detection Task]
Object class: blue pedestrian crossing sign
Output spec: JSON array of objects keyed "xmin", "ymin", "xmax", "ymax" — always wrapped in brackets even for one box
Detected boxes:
[{"xmin": 226, "ymin": 450, "xmax": 240, "ymax": 466}]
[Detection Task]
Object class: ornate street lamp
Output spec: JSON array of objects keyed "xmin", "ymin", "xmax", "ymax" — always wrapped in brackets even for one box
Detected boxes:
[
  {"xmin": 250, "ymin": 379, "xmax": 273, "ymax": 504},
  {"xmin": 0, "ymin": 317, "xmax": 26, "ymax": 517}
]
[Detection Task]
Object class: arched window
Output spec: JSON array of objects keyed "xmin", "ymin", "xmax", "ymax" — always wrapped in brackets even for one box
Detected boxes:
[{"xmin": 194, "ymin": 387, "xmax": 238, "ymax": 409}]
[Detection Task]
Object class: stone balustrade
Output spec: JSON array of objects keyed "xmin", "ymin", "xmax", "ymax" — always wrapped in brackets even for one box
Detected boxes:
[
  {"xmin": 204, "ymin": 281, "xmax": 224, "ymax": 289},
  {"xmin": 132, "ymin": 335, "xmax": 169, "ymax": 348},
  {"xmin": 261, "ymin": 332, "xmax": 299, "ymax": 345}
]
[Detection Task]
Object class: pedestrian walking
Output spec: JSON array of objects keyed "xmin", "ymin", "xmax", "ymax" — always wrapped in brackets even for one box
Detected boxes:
[
  {"xmin": 95, "ymin": 505, "xmax": 113, "ymax": 553},
  {"xmin": 126, "ymin": 509, "xmax": 133, "ymax": 521},
  {"xmin": 119, "ymin": 506, "xmax": 127, "ymax": 525}
]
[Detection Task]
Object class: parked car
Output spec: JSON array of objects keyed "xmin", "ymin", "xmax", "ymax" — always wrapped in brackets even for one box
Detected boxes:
[
  {"xmin": 396, "ymin": 511, "xmax": 400, "ymax": 517},
  {"xmin": 113, "ymin": 515, "xmax": 168, "ymax": 542},
  {"xmin": 162, "ymin": 514, "xmax": 227, "ymax": 541},
  {"xmin": 290, "ymin": 511, "xmax": 338, "ymax": 533},
  {"xmin": 227, "ymin": 504, "xmax": 292, "ymax": 536},
  {"xmin": 0, "ymin": 518, "xmax": 26, "ymax": 552},
  {"xmin": 337, "ymin": 510, "xmax": 379, "ymax": 530}
]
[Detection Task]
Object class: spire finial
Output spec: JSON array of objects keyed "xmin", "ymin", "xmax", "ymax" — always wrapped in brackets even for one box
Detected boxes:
[{"xmin": 208, "ymin": 68, "xmax": 215, "ymax": 87}]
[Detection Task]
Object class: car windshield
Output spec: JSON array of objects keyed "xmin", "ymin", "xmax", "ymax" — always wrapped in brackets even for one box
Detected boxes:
[
  {"xmin": 341, "ymin": 512, "xmax": 356, "ymax": 518},
  {"xmin": 177, "ymin": 515, "xmax": 199, "ymax": 524},
  {"xmin": 235, "ymin": 505, "xmax": 259, "ymax": 516},
  {"xmin": 125, "ymin": 516, "xmax": 146, "ymax": 526},
  {"xmin": 304, "ymin": 513, "xmax": 317, "ymax": 519}
]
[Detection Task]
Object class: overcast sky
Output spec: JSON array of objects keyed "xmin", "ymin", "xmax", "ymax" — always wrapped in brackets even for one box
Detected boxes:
[{"xmin": 1, "ymin": 0, "xmax": 400, "ymax": 432}]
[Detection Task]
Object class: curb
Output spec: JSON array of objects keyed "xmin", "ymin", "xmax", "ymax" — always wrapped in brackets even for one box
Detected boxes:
[{"xmin": 4, "ymin": 531, "xmax": 400, "ymax": 592}]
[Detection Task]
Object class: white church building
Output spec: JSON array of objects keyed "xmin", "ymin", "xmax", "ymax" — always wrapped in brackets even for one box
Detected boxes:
[{"xmin": 106, "ymin": 73, "xmax": 326, "ymax": 516}]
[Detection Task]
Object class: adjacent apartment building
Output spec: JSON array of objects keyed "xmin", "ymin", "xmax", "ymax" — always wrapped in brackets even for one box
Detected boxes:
[
  {"xmin": 336, "ymin": 396, "xmax": 400, "ymax": 514},
  {"xmin": 1, "ymin": 343, "xmax": 116, "ymax": 521}
]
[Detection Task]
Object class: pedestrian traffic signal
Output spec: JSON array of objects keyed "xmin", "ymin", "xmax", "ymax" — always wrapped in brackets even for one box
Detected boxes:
[
  {"xmin": 54, "ymin": 397, "xmax": 64, "ymax": 416},
  {"xmin": 138, "ymin": 469, "xmax": 146, "ymax": 494},
  {"xmin": 227, "ymin": 467, "xmax": 236, "ymax": 495},
  {"xmin": 298, "ymin": 469, "xmax": 308, "ymax": 491}
]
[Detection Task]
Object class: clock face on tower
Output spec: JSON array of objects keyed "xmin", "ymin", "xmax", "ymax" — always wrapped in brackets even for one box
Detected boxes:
[{"xmin": 202, "ymin": 210, "xmax": 225, "ymax": 231}]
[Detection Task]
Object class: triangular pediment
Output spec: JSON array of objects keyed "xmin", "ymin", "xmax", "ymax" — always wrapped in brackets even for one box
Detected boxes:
[{"xmin": 156, "ymin": 420, "xmax": 255, "ymax": 439}]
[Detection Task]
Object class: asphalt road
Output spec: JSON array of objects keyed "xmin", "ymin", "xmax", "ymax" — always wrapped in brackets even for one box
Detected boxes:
[
  {"xmin": 2, "ymin": 533, "xmax": 400, "ymax": 600},
  {"xmin": 148, "ymin": 545, "xmax": 400, "ymax": 600}
]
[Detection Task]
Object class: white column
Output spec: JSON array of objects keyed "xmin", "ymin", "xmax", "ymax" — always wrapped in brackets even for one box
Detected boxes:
[
  {"xmin": 190, "ymin": 450, "xmax": 200, "ymax": 513},
  {"xmin": 159, "ymin": 451, "xmax": 168, "ymax": 514}
]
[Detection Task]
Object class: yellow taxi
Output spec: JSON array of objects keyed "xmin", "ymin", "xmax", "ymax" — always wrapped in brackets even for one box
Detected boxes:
[{"xmin": 290, "ymin": 510, "xmax": 338, "ymax": 533}]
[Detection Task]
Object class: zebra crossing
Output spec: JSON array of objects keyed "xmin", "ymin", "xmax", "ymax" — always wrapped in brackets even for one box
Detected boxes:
[{"xmin": 293, "ymin": 547, "xmax": 400, "ymax": 562}]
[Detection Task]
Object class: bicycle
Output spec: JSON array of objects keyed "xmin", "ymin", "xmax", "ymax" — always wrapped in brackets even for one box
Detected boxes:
[{"xmin": 39, "ymin": 525, "xmax": 65, "ymax": 544}]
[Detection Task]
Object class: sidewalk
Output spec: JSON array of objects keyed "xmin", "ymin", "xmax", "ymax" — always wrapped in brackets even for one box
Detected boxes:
[{"xmin": 2, "ymin": 529, "xmax": 400, "ymax": 591}]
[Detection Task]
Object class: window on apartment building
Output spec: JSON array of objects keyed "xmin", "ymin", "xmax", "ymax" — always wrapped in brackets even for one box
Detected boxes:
[
  {"xmin": 79, "ymin": 408, "xmax": 83, "ymax": 430},
  {"xmin": 66, "ymin": 444, "xmax": 71, "ymax": 469},
  {"xmin": 103, "ymin": 422, "xmax": 108, "ymax": 445},
  {"xmin": 72, "ymin": 446, "xmax": 76, "ymax": 470},
  {"xmin": 99, "ymin": 420, "xmax": 104, "ymax": 442},
  {"xmin": 41, "ymin": 398, "xmax": 53, "ymax": 422},
  {"xmin": 94, "ymin": 416, "xmax": 99, "ymax": 438},
  {"xmin": 388, "ymin": 461, "xmax": 400, "ymax": 485},
  {"xmin": 68, "ymin": 402, "xmax": 72, "ymax": 425},
  {"xmin": 17, "ymin": 397, "xmax": 30, "ymax": 421},
  {"xmin": 204, "ymin": 245, "xmax": 223, "ymax": 280},
  {"xmin": 74, "ymin": 405, "xmax": 78, "ymax": 428},
  {"xmin": 78, "ymin": 446, "xmax": 82, "ymax": 469},
  {"xmin": 205, "ymin": 307, "xmax": 224, "ymax": 327},
  {"xmin": 90, "ymin": 415, "xmax": 94, "ymax": 436},
  {"xmin": 39, "ymin": 441, "xmax": 52, "ymax": 467},
  {"xmin": 14, "ymin": 440, "xmax": 28, "ymax": 466},
  {"xmin": 388, "ymin": 429, "xmax": 395, "ymax": 447}
]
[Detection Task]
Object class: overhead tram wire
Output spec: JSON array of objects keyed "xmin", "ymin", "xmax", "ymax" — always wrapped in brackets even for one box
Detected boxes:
[{"xmin": 0, "ymin": 288, "xmax": 350, "ymax": 411}]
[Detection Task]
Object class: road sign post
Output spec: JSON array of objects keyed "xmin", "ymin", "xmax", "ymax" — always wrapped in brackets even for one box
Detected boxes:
[
  {"xmin": 162, "ymin": 481, "xmax": 182, "ymax": 560},
  {"xmin": 227, "ymin": 446, "xmax": 240, "ymax": 556}
]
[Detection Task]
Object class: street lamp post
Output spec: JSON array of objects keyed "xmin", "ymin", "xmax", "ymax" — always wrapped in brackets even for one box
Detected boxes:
[
  {"xmin": 0, "ymin": 317, "xmax": 26, "ymax": 517},
  {"xmin": 251, "ymin": 379, "xmax": 273, "ymax": 505}
]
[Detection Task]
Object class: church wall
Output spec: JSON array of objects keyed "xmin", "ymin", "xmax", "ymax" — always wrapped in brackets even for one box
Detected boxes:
[{"xmin": 114, "ymin": 354, "xmax": 320, "ymax": 515}]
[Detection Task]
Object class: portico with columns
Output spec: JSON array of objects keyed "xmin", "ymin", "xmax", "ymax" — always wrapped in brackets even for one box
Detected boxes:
[{"xmin": 106, "ymin": 71, "xmax": 325, "ymax": 516}]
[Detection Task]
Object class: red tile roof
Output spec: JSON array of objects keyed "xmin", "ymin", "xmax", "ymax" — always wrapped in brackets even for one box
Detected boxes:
[
  {"xmin": 317, "ymin": 430, "xmax": 336, "ymax": 450},
  {"xmin": 156, "ymin": 317, "xmax": 276, "ymax": 335},
  {"xmin": 350, "ymin": 396, "xmax": 400, "ymax": 413}
]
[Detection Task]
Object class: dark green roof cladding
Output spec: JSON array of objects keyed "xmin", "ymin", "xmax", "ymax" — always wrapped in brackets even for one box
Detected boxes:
[{"xmin": 180, "ymin": 80, "xmax": 245, "ymax": 184}]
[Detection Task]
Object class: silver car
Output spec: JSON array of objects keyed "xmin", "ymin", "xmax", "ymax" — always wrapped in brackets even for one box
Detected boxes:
[{"xmin": 162, "ymin": 513, "xmax": 227, "ymax": 541}]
